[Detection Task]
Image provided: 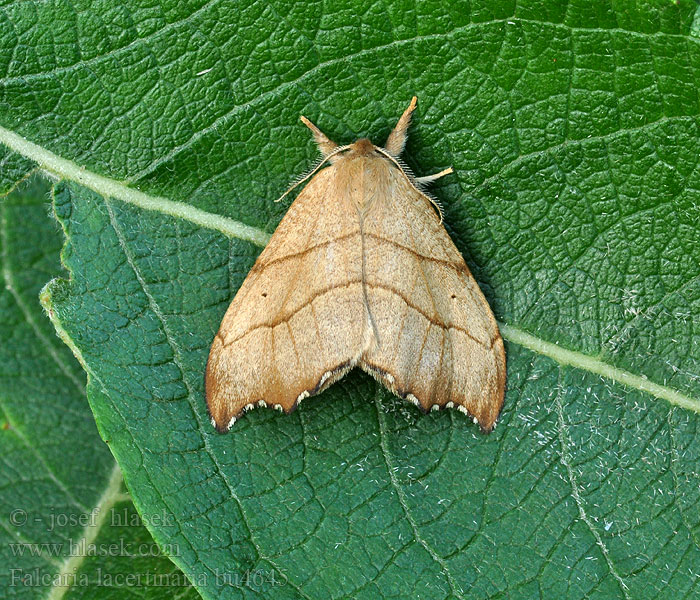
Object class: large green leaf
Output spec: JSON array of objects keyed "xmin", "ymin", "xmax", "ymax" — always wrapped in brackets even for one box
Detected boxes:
[
  {"xmin": 0, "ymin": 177, "xmax": 199, "ymax": 598},
  {"xmin": 2, "ymin": 1, "xmax": 700, "ymax": 598}
]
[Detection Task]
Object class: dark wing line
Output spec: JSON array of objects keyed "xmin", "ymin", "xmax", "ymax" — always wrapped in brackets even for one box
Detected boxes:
[
  {"xmin": 222, "ymin": 279, "xmax": 494, "ymax": 349},
  {"xmin": 367, "ymin": 282, "xmax": 493, "ymax": 346},
  {"xmin": 251, "ymin": 231, "xmax": 464, "ymax": 273},
  {"xmin": 251, "ymin": 230, "xmax": 361, "ymax": 272},
  {"xmin": 269, "ymin": 193, "xmax": 324, "ymax": 328},
  {"xmin": 222, "ymin": 279, "xmax": 363, "ymax": 346}
]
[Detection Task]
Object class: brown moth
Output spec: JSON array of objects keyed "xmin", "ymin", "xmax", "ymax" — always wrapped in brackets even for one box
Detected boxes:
[{"xmin": 206, "ymin": 97, "xmax": 506, "ymax": 433}]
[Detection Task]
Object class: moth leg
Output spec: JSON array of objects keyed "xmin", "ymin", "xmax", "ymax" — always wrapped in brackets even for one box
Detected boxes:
[
  {"xmin": 415, "ymin": 167, "xmax": 454, "ymax": 186},
  {"xmin": 384, "ymin": 96, "xmax": 417, "ymax": 157},
  {"xmin": 300, "ymin": 116, "xmax": 339, "ymax": 159}
]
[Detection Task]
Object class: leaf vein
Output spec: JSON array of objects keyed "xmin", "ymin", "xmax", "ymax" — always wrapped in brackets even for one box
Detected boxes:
[
  {"xmin": 46, "ymin": 463, "xmax": 123, "ymax": 600},
  {"xmin": 103, "ymin": 198, "xmax": 312, "ymax": 599},
  {"xmin": 374, "ymin": 388, "xmax": 465, "ymax": 599},
  {"xmin": 0, "ymin": 123, "xmax": 698, "ymax": 413},
  {"xmin": 554, "ymin": 377, "xmax": 631, "ymax": 599}
]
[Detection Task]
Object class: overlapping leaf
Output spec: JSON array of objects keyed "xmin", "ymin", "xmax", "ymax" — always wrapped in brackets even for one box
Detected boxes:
[{"xmin": 0, "ymin": 178, "xmax": 199, "ymax": 598}]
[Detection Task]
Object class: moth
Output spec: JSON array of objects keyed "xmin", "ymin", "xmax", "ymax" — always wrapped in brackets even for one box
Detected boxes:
[{"xmin": 206, "ymin": 97, "xmax": 505, "ymax": 433}]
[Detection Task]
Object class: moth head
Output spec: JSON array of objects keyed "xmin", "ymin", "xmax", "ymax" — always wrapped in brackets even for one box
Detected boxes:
[
  {"xmin": 280, "ymin": 100, "xmax": 450, "ymax": 221},
  {"xmin": 349, "ymin": 138, "xmax": 376, "ymax": 156}
]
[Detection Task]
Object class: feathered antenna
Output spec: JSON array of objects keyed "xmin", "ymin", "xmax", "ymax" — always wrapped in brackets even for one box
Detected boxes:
[
  {"xmin": 374, "ymin": 145, "xmax": 451, "ymax": 221},
  {"xmin": 275, "ymin": 144, "xmax": 351, "ymax": 203}
]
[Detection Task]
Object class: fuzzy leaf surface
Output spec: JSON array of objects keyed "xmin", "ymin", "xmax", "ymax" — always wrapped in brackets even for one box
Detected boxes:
[{"xmin": 1, "ymin": 1, "xmax": 699, "ymax": 598}]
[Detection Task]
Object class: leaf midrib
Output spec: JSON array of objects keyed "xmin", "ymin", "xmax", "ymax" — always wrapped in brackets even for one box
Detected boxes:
[{"xmin": 0, "ymin": 125, "xmax": 698, "ymax": 414}]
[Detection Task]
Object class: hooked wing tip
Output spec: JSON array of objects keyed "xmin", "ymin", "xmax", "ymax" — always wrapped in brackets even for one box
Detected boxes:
[{"xmin": 206, "ymin": 359, "xmax": 356, "ymax": 433}]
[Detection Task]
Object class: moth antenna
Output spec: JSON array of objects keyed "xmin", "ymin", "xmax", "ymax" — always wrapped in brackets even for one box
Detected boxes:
[
  {"xmin": 374, "ymin": 145, "xmax": 447, "ymax": 221},
  {"xmin": 275, "ymin": 144, "xmax": 351, "ymax": 203},
  {"xmin": 421, "ymin": 190, "xmax": 444, "ymax": 222},
  {"xmin": 300, "ymin": 115, "xmax": 340, "ymax": 160},
  {"xmin": 384, "ymin": 96, "xmax": 418, "ymax": 157},
  {"xmin": 284, "ymin": 156, "xmax": 326, "ymax": 195},
  {"xmin": 393, "ymin": 155, "xmax": 416, "ymax": 182}
]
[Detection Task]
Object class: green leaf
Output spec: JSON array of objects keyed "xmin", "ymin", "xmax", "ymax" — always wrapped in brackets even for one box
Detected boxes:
[
  {"xmin": 0, "ymin": 147, "xmax": 35, "ymax": 195},
  {"xmin": 0, "ymin": 177, "xmax": 200, "ymax": 599},
  {"xmin": 2, "ymin": 1, "xmax": 700, "ymax": 598}
]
